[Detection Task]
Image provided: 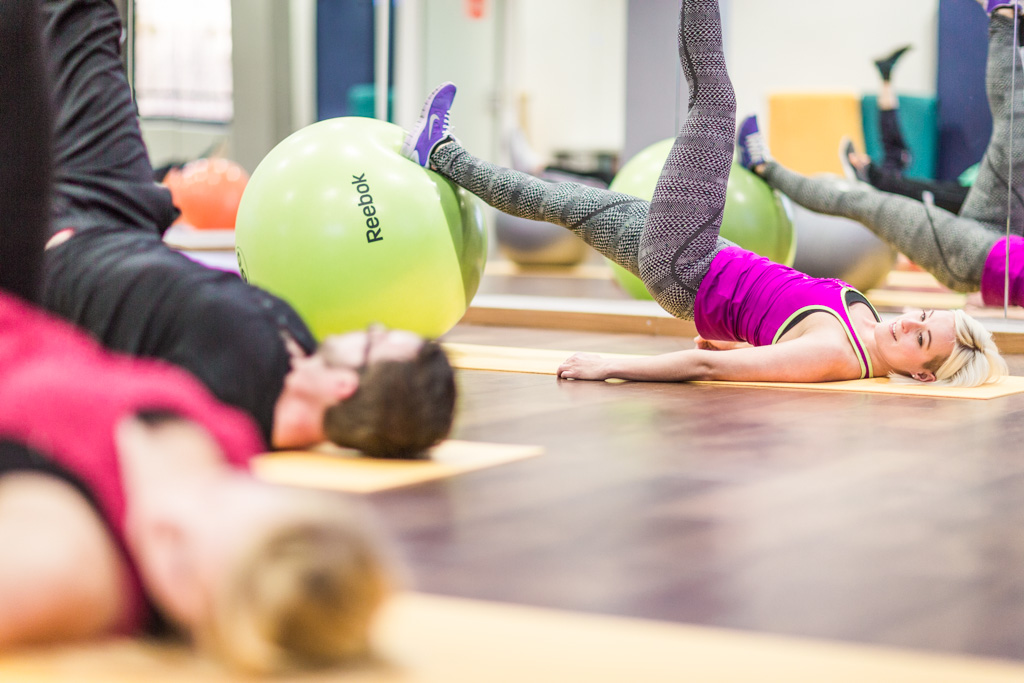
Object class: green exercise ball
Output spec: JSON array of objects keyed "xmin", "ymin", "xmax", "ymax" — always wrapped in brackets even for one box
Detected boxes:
[
  {"xmin": 607, "ymin": 138, "xmax": 795, "ymax": 300},
  {"xmin": 235, "ymin": 117, "xmax": 487, "ymax": 339}
]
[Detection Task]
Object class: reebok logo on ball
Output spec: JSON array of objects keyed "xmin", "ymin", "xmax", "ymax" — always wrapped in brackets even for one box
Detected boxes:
[{"xmin": 352, "ymin": 174, "xmax": 382, "ymax": 243}]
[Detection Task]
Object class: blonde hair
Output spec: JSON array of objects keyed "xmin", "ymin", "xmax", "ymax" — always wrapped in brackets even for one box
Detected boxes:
[
  {"xmin": 206, "ymin": 492, "xmax": 392, "ymax": 674},
  {"xmin": 924, "ymin": 309, "xmax": 1007, "ymax": 387}
]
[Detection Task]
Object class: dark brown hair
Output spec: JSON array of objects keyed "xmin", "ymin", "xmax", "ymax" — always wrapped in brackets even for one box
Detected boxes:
[{"xmin": 322, "ymin": 341, "xmax": 456, "ymax": 458}]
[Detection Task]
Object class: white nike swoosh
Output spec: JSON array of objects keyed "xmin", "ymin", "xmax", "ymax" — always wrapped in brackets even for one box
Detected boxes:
[{"xmin": 428, "ymin": 112, "xmax": 441, "ymax": 136}]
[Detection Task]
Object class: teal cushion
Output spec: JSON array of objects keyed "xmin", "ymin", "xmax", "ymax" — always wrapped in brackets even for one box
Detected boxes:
[
  {"xmin": 958, "ymin": 162, "xmax": 980, "ymax": 187},
  {"xmin": 346, "ymin": 83, "xmax": 393, "ymax": 120},
  {"xmin": 861, "ymin": 95, "xmax": 938, "ymax": 181}
]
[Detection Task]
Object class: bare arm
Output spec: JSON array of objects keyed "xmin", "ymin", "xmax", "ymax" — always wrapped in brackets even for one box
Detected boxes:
[
  {"xmin": 0, "ymin": 473, "xmax": 128, "ymax": 647},
  {"xmin": 557, "ymin": 336, "xmax": 856, "ymax": 383}
]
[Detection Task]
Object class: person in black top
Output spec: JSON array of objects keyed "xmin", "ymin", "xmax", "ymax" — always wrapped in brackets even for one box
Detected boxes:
[
  {"xmin": 37, "ymin": 0, "xmax": 455, "ymax": 458},
  {"xmin": 838, "ymin": 44, "xmax": 971, "ymax": 215}
]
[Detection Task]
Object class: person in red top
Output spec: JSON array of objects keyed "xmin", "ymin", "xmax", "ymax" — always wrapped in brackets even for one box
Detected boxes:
[{"xmin": 0, "ymin": 0, "xmax": 390, "ymax": 672}]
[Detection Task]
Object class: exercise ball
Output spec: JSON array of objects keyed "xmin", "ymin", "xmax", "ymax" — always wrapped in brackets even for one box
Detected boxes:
[
  {"xmin": 494, "ymin": 211, "xmax": 589, "ymax": 265},
  {"xmin": 163, "ymin": 157, "xmax": 249, "ymax": 230},
  {"xmin": 235, "ymin": 117, "xmax": 487, "ymax": 340},
  {"xmin": 790, "ymin": 201, "xmax": 896, "ymax": 292},
  {"xmin": 607, "ymin": 138, "xmax": 795, "ymax": 300},
  {"xmin": 493, "ymin": 169, "xmax": 601, "ymax": 266}
]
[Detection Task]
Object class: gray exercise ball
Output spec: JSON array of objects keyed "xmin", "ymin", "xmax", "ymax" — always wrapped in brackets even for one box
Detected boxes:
[
  {"xmin": 493, "ymin": 212, "xmax": 589, "ymax": 266},
  {"xmin": 493, "ymin": 169, "xmax": 601, "ymax": 266},
  {"xmin": 789, "ymin": 201, "xmax": 896, "ymax": 292}
]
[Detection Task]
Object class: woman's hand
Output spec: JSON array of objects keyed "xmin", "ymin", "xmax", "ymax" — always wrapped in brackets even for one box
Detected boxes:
[
  {"xmin": 557, "ymin": 353, "xmax": 613, "ymax": 380},
  {"xmin": 694, "ymin": 335, "xmax": 748, "ymax": 351}
]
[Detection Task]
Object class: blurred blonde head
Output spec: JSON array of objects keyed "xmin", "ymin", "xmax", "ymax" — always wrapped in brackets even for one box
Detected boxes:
[{"xmin": 203, "ymin": 491, "xmax": 391, "ymax": 674}]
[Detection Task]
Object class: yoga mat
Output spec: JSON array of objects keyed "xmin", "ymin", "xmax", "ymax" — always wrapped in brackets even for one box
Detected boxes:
[
  {"xmin": 443, "ymin": 343, "xmax": 1024, "ymax": 400},
  {"xmin": 252, "ymin": 440, "xmax": 542, "ymax": 493},
  {"xmin": 3, "ymin": 592, "xmax": 1023, "ymax": 682}
]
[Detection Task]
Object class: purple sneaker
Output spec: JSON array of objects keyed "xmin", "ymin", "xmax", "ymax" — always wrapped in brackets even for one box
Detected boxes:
[
  {"xmin": 401, "ymin": 82, "xmax": 456, "ymax": 167},
  {"xmin": 986, "ymin": 0, "xmax": 1021, "ymax": 14},
  {"xmin": 737, "ymin": 114, "xmax": 769, "ymax": 170}
]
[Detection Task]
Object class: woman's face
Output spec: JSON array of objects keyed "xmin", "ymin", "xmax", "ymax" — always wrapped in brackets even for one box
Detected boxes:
[{"xmin": 874, "ymin": 309, "xmax": 956, "ymax": 381}]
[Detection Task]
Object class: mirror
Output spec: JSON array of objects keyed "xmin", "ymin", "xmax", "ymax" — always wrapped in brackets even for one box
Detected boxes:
[{"xmin": 125, "ymin": 0, "xmax": 1022, "ymax": 326}]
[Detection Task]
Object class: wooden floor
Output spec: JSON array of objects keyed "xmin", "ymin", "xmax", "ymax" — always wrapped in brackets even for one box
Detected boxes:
[
  {"xmin": 173, "ymin": 248, "xmax": 1024, "ymax": 670},
  {"xmin": 361, "ymin": 263, "xmax": 1024, "ymax": 666}
]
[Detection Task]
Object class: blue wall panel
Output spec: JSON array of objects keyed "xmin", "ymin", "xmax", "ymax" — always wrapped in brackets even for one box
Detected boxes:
[
  {"xmin": 936, "ymin": 0, "xmax": 992, "ymax": 180},
  {"xmin": 316, "ymin": 0, "xmax": 375, "ymax": 121}
]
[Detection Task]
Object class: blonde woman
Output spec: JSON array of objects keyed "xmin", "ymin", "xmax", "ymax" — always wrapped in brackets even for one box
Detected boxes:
[
  {"xmin": 0, "ymin": 0, "xmax": 388, "ymax": 672},
  {"xmin": 404, "ymin": 0, "xmax": 1006, "ymax": 387},
  {"xmin": 752, "ymin": 3, "xmax": 1023, "ymax": 322}
]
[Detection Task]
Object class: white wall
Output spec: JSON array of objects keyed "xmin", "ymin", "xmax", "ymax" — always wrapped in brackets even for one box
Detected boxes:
[
  {"xmin": 502, "ymin": 0, "xmax": 627, "ymax": 163},
  {"xmin": 411, "ymin": 0, "xmax": 506, "ymax": 162},
  {"xmin": 726, "ymin": 0, "xmax": 939, "ymax": 125},
  {"xmin": 142, "ymin": 0, "xmax": 942, "ymax": 174}
]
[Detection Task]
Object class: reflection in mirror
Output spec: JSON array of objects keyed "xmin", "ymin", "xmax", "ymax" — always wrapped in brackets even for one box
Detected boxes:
[{"xmin": 122, "ymin": 0, "xmax": 1024, "ymax": 343}]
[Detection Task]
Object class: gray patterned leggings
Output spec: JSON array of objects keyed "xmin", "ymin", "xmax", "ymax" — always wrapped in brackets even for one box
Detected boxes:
[
  {"xmin": 429, "ymin": 0, "xmax": 735, "ymax": 321},
  {"xmin": 761, "ymin": 13, "xmax": 1024, "ymax": 294}
]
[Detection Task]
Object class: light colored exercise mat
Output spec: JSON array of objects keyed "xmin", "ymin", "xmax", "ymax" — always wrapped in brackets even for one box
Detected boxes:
[
  {"xmin": 3, "ymin": 592, "xmax": 1023, "ymax": 683},
  {"xmin": 443, "ymin": 343, "xmax": 1024, "ymax": 400},
  {"xmin": 252, "ymin": 440, "xmax": 542, "ymax": 493}
]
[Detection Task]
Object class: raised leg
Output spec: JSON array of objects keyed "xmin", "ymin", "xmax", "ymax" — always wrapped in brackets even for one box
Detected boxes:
[
  {"xmin": 429, "ymin": 140, "xmax": 651, "ymax": 277},
  {"xmin": 42, "ymin": 0, "xmax": 178, "ymax": 236},
  {"xmin": 637, "ymin": 0, "xmax": 736, "ymax": 319},
  {"xmin": 761, "ymin": 162, "xmax": 998, "ymax": 293},
  {"xmin": 958, "ymin": 12, "xmax": 1024, "ymax": 230}
]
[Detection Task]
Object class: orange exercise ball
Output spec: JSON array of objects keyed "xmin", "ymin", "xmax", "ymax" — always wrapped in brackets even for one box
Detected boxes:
[{"xmin": 163, "ymin": 158, "xmax": 250, "ymax": 230}]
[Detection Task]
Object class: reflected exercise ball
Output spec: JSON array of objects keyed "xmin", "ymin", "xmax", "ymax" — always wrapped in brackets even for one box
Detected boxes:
[
  {"xmin": 163, "ymin": 157, "xmax": 249, "ymax": 230},
  {"xmin": 493, "ymin": 169, "xmax": 602, "ymax": 266},
  {"xmin": 607, "ymin": 138, "xmax": 796, "ymax": 300},
  {"xmin": 235, "ymin": 117, "xmax": 487, "ymax": 340},
  {"xmin": 790, "ymin": 201, "xmax": 896, "ymax": 292}
]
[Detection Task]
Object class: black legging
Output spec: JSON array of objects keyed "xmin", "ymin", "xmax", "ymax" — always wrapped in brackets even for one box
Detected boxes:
[
  {"xmin": 0, "ymin": 0, "xmax": 52, "ymax": 304},
  {"xmin": 866, "ymin": 108, "xmax": 970, "ymax": 214}
]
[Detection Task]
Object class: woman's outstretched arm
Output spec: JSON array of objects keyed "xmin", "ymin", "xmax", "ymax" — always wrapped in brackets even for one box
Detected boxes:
[
  {"xmin": 557, "ymin": 337, "xmax": 855, "ymax": 384},
  {"xmin": 0, "ymin": 470, "xmax": 128, "ymax": 647}
]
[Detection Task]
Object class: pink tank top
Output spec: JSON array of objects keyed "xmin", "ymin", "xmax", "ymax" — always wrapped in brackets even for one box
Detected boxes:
[
  {"xmin": 0, "ymin": 293, "xmax": 265, "ymax": 634},
  {"xmin": 694, "ymin": 247, "xmax": 878, "ymax": 379},
  {"xmin": 980, "ymin": 236, "xmax": 1024, "ymax": 308}
]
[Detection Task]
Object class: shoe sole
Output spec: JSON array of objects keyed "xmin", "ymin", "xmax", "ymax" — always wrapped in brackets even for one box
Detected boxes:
[{"xmin": 401, "ymin": 82, "xmax": 455, "ymax": 162}]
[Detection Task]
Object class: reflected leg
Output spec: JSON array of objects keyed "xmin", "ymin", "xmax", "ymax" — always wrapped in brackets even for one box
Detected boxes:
[
  {"xmin": 762, "ymin": 162, "xmax": 998, "ymax": 293},
  {"xmin": 429, "ymin": 143, "xmax": 652, "ymax": 278},
  {"xmin": 959, "ymin": 12, "xmax": 1024, "ymax": 230}
]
